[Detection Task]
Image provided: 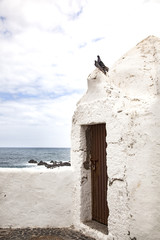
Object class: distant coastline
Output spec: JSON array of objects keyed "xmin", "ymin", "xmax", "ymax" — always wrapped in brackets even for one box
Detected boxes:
[{"xmin": 0, "ymin": 147, "xmax": 70, "ymax": 168}]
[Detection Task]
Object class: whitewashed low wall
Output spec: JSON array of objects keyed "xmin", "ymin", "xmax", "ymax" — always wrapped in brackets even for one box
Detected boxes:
[{"xmin": 0, "ymin": 167, "xmax": 74, "ymax": 228}]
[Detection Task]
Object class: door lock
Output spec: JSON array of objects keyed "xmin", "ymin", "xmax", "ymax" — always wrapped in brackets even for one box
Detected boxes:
[
  {"xmin": 92, "ymin": 162, "xmax": 96, "ymax": 171},
  {"xmin": 90, "ymin": 158, "xmax": 98, "ymax": 171}
]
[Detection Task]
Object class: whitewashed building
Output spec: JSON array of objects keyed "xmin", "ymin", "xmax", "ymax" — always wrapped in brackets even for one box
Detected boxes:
[{"xmin": 71, "ymin": 35, "xmax": 160, "ymax": 240}]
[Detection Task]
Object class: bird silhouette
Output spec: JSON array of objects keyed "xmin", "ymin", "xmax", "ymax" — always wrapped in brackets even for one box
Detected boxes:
[{"xmin": 94, "ymin": 55, "xmax": 109, "ymax": 75}]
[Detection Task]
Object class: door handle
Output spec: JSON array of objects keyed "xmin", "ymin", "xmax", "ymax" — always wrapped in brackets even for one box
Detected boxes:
[{"xmin": 91, "ymin": 161, "xmax": 96, "ymax": 171}]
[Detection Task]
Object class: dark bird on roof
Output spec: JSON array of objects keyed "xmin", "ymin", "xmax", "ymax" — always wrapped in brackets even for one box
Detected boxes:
[
  {"xmin": 94, "ymin": 55, "xmax": 109, "ymax": 75},
  {"xmin": 97, "ymin": 55, "xmax": 109, "ymax": 72}
]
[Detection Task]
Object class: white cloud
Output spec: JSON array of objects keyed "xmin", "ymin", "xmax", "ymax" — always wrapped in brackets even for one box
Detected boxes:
[
  {"xmin": 0, "ymin": 92, "xmax": 81, "ymax": 147},
  {"xmin": 0, "ymin": 0, "xmax": 160, "ymax": 146}
]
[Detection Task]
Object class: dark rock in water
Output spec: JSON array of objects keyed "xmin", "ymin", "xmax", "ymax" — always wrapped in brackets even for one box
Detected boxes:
[
  {"xmin": 28, "ymin": 159, "xmax": 37, "ymax": 164},
  {"xmin": 50, "ymin": 161, "xmax": 58, "ymax": 166},
  {"xmin": 50, "ymin": 160, "xmax": 57, "ymax": 164},
  {"xmin": 37, "ymin": 161, "xmax": 48, "ymax": 166},
  {"xmin": 45, "ymin": 164, "xmax": 56, "ymax": 169},
  {"xmin": 62, "ymin": 162, "xmax": 71, "ymax": 166},
  {"xmin": 37, "ymin": 160, "xmax": 71, "ymax": 169}
]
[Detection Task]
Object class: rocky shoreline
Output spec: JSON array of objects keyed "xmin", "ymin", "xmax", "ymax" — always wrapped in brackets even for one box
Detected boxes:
[{"xmin": 28, "ymin": 160, "xmax": 71, "ymax": 169}]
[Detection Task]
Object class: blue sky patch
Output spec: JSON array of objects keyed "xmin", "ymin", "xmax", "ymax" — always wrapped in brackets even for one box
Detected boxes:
[
  {"xmin": 0, "ymin": 88, "xmax": 82, "ymax": 102},
  {"xmin": 51, "ymin": 64, "xmax": 57, "ymax": 67},
  {"xmin": 92, "ymin": 37, "xmax": 104, "ymax": 42},
  {"xmin": 0, "ymin": 92, "xmax": 39, "ymax": 101},
  {"xmin": 69, "ymin": 7, "xmax": 83, "ymax": 20},
  {"xmin": 79, "ymin": 42, "xmax": 87, "ymax": 48},
  {"xmin": 52, "ymin": 25, "xmax": 64, "ymax": 34},
  {"xmin": 0, "ymin": 16, "xmax": 6, "ymax": 22},
  {"xmin": 2, "ymin": 30, "xmax": 11, "ymax": 36}
]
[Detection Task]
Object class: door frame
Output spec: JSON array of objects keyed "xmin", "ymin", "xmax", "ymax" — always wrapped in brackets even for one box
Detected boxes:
[{"xmin": 81, "ymin": 124, "xmax": 109, "ymax": 227}]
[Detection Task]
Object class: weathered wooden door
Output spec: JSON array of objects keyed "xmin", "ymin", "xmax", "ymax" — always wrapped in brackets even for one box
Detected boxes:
[{"xmin": 90, "ymin": 124, "xmax": 109, "ymax": 225}]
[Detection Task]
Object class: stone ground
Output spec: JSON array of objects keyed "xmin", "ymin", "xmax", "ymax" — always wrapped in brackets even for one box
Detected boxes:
[{"xmin": 0, "ymin": 228, "xmax": 96, "ymax": 240}]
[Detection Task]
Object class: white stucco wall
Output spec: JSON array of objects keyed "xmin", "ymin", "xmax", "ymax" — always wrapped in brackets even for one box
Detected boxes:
[
  {"xmin": 109, "ymin": 35, "xmax": 160, "ymax": 97},
  {"xmin": 127, "ymin": 97, "xmax": 160, "ymax": 240},
  {"xmin": 0, "ymin": 167, "xmax": 74, "ymax": 228},
  {"xmin": 71, "ymin": 36, "xmax": 160, "ymax": 240}
]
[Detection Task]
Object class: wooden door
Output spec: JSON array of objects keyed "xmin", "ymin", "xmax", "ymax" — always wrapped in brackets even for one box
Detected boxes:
[{"xmin": 90, "ymin": 124, "xmax": 109, "ymax": 225}]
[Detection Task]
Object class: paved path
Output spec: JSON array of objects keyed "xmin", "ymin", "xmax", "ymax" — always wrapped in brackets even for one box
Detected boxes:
[{"xmin": 0, "ymin": 228, "xmax": 96, "ymax": 240}]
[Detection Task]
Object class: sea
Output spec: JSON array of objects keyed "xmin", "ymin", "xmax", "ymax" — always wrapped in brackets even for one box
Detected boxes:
[{"xmin": 0, "ymin": 148, "xmax": 70, "ymax": 168}]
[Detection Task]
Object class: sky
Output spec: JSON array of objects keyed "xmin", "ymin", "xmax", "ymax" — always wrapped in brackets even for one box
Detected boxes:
[{"xmin": 0, "ymin": 0, "xmax": 160, "ymax": 147}]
